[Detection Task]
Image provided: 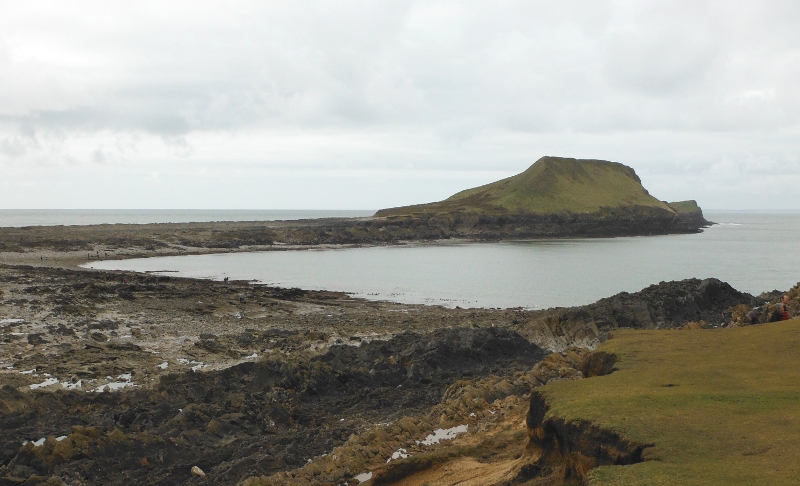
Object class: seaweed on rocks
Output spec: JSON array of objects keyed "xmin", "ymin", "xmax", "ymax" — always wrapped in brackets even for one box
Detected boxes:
[{"xmin": 0, "ymin": 328, "xmax": 546, "ymax": 485}]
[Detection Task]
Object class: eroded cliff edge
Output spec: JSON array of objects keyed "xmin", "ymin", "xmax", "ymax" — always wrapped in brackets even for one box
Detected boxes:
[
  {"xmin": 522, "ymin": 391, "xmax": 648, "ymax": 484},
  {"xmin": 518, "ymin": 353, "xmax": 648, "ymax": 484}
]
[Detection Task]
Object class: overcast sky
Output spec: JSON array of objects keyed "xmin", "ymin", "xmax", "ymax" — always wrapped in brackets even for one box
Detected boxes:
[{"xmin": 1, "ymin": 1, "xmax": 798, "ymax": 210}]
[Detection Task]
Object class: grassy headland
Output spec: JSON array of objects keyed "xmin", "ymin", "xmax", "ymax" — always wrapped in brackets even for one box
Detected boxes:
[
  {"xmin": 374, "ymin": 156, "xmax": 709, "ymax": 239},
  {"xmin": 376, "ymin": 156, "xmax": 702, "ymax": 219},
  {"xmin": 535, "ymin": 319, "xmax": 800, "ymax": 485},
  {"xmin": 378, "ymin": 157, "xmax": 670, "ymax": 216},
  {"xmin": 0, "ymin": 157, "xmax": 709, "ymax": 266}
]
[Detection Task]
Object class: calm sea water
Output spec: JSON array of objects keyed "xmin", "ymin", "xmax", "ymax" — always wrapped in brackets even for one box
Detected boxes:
[
  {"xmin": 0, "ymin": 209, "xmax": 375, "ymax": 227},
  {"xmin": 84, "ymin": 211, "xmax": 800, "ymax": 310}
]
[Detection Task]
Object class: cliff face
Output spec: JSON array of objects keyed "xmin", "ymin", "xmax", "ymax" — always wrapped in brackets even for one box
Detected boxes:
[
  {"xmin": 522, "ymin": 389, "xmax": 648, "ymax": 483},
  {"xmin": 373, "ymin": 156, "xmax": 710, "ymax": 239},
  {"xmin": 667, "ymin": 199, "xmax": 709, "ymax": 227}
]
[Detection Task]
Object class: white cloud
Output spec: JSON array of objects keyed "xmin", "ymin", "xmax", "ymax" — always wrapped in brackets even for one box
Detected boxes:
[{"xmin": 0, "ymin": 0, "xmax": 799, "ymax": 209}]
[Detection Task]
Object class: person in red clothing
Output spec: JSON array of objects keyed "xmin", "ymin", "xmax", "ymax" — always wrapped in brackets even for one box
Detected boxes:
[
  {"xmin": 781, "ymin": 295, "xmax": 791, "ymax": 320},
  {"xmin": 770, "ymin": 295, "xmax": 791, "ymax": 322}
]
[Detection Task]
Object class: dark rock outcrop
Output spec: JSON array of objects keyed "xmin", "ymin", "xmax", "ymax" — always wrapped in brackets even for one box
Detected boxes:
[
  {"xmin": 588, "ymin": 277, "xmax": 760, "ymax": 329},
  {"xmin": 0, "ymin": 328, "xmax": 546, "ymax": 485},
  {"xmin": 518, "ymin": 278, "xmax": 763, "ymax": 351}
]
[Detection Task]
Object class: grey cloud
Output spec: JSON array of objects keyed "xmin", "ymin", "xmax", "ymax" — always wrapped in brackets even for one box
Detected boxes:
[
  {"xmin": 16, "ymin": 106, "xmax": 190, "ymax": 135},
  {"xmin": 602, "ymin": 28, "xmax": 717, "ymax": 97},
  {"xmin": 3, "ymin": 1, "xmax": 799, "ymax": 138},
  {"xmin": 0, "ymin": 136, "xmax": 29, "ymax": 157},
  {"xmin": 0, "ymin": 1, "xmax": 799, "ymax": 210}
]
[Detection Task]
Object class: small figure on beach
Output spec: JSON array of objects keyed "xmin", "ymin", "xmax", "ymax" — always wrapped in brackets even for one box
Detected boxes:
[
  {"xmin": 224, "ymin": 277, "xmax": 229, "ymax": 284},
  {"xmin": 238, "ymin": 293, "xmax": 245, "ymax": 303}
]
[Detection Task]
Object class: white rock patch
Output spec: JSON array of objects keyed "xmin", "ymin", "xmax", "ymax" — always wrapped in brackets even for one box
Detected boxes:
[
  {"xmin": 417, "ymin": 425, "xmax": 468, "ymax": 446},
  {"xmin": 62, "ymin": 380, "xmax": 82, "ymax": 390},
  {"xmin": 91, "ymin": 373, "xmax": 135, "ymax": 392},
  {"xmin": 387, "ymin": 448, "xmax": 409, "ymax": 463},
  {"xmin": 354, "ymin": 471, "xmax": 373, "ymax": 483},
  {"xmin": 29, "ymin": 378, "xmax": 59, "ymax": 390}
]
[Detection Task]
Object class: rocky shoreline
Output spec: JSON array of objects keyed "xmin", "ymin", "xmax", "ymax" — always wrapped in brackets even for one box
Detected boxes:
[
  {"xmin": 0, "ymin": 221, "xmax": 793, "ymax": 485},
  {"xmin": 0, "ymin": 207, "xmax": 711, "ymax": 271},
  {"xmin": 0, "ymin": 262, "xmax": 790, "ymax": 484}
]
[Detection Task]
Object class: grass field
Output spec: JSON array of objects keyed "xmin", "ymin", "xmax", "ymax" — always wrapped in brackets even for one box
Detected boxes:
[{"xmin": 540, "ymin": 319, "xmax": 800, "ymax": 485}]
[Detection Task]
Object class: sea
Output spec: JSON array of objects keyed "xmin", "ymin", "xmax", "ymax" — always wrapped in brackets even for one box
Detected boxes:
[
  {"xmin": 0, "ymin": 209, "xmax": 375, "ymax": 227},
  {"xmin": 63, "ymin": 210, "xmax": 800, "ymax": 310}
]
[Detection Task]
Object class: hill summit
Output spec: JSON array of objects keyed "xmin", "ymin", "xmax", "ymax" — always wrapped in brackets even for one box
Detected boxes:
[
  {"xmin": 379, "ymin": 156, "xmax": 686, "ymax": 216},
  {"xmin": 374, "ymin": 156, "xmax": 708, "ymax": 238}
]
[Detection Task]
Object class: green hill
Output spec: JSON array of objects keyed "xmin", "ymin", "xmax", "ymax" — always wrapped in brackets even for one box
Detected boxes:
[
  {"xmin": 376, "ymin": 156, "xmax": 687, "ymax": 217},
  {"xmin": 370, "ymin": 156, "xmax": 708, "ymax": 239}
]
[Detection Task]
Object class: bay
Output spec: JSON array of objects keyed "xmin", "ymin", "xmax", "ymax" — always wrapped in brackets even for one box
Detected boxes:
[{"xmin": 84, "ymin": 211, "xmax": 800, "ymax": 309}]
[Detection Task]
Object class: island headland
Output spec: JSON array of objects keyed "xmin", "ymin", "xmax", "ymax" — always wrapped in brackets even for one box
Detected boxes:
[
  {"xmin": 374, "ymin": 156, "xmax": 710, "ymax": 239},
  {"xmin": 0, "ymin": 157, "xmax": 711, "ymax": 271}
]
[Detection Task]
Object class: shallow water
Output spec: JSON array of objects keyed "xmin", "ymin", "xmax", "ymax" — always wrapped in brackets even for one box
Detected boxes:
[{"xmin": 85, "ymin": 211, "xmax": 800, "ymax": 309}]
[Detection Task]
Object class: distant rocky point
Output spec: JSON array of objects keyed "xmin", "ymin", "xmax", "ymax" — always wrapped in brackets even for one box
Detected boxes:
[{"xmin": 374, "ymin": 156, "xmax": 710, "ymax": 239}]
